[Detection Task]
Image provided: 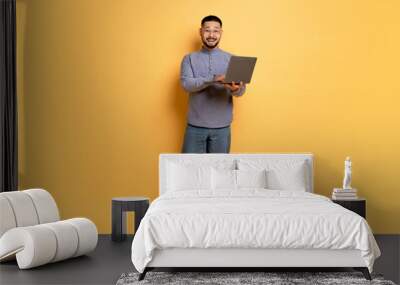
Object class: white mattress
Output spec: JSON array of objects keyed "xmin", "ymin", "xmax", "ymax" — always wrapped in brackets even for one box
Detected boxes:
[{"xmin": 131, "ymin": 189, "xmax": 380, "ymax": 273}]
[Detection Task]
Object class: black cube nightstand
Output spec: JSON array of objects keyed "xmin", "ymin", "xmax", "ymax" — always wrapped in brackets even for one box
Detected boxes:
[
  {"xmin": 332, "ymin": 198, "xmax": 366, "ymax": 218},
  {"xmin": 111, "ymin": 197, "xmax": 149, "ymax": 242}
]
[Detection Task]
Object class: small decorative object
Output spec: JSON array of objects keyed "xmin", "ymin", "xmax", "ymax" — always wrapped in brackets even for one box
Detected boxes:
[
  {"xmin": 332, "ymin": 157, "xmax": 358, "ymax": 200},
  {"xmin": 342, "ymin": 156, "xmax": 352, "ymax": 190}
]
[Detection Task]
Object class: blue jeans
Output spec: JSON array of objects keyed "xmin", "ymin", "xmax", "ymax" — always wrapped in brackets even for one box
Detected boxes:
[{"xmin": 182, "ymin": 124, "xmax": 231, "ymax": 153}]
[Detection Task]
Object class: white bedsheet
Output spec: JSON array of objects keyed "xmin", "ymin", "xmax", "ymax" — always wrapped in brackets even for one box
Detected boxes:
[{"xmin": 131, "ymin": 190, "xmax": 380, "ymax": 273}]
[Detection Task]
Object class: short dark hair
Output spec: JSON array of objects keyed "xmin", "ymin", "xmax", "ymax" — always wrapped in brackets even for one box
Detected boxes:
[{"xmin": 201, "ymin": 15, "xmax": 222, "ymax": 27}]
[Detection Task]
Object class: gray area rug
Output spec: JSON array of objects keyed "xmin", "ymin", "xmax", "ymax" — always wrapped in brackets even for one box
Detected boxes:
[{"xmin": 116, "ymin": 271, "xmax": 396, "ymax": 285}]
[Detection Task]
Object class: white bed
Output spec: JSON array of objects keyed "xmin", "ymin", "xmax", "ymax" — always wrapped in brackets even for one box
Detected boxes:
[{"xmin": 131, "ymin": 154, "xmax": 380, "ymax": 280}]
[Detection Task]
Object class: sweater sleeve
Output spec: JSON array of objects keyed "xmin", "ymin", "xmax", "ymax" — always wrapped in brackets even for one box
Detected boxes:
[{"xmin": 180, "ymin": 55, "xmax": 214, "ymax": 93}]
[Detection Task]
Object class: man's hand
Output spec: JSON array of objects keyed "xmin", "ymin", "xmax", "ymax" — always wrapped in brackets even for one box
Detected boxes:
[
  {"xmin": 224, "ymin": 81, "xmax": 243, "ymax": 93},
  {"xmin": 213, "ymin": 74, "xmax": 225, "ymax": 83}
]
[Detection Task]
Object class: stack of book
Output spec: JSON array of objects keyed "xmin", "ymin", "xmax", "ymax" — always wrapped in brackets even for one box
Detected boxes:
[{"xmin": 332, "ymin": 188, "xmax": 358, "ymax": 200}]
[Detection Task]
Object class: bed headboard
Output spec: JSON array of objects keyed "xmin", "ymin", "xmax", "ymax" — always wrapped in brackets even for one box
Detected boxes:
[{"xmin": 159, "ymin": 153, "xmax": 314, "ymax": 195}]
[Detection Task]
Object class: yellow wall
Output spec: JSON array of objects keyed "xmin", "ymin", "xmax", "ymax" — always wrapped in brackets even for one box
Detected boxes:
[{"xmin": 16, "ymin": 0, "xmax": 400, "ymax": 234}]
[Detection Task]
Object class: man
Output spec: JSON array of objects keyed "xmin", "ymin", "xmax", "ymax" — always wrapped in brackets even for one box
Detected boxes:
[{"xmin": 180, "ymin": 15, "xmax": 246, "ymax": 153}]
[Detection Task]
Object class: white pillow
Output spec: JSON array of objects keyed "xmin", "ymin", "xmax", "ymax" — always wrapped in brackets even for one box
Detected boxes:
[
  {"xmin": 266, "ymin": 167, "xmax": 306, "ymax": 191},
  {"xmin": 237, "ymin": 169, "xmax": 268, "ymax": 188},
  {"xmin": 211, "ymin": 169, "xmax": 268, "ymax": 190},
  {"xmin": 211, "ymin": 168, "xmax": 236, "ymax": 190},
  {"xmin": 167, "ymin": 162, "xmax": 212, "ymax": 191},
  {"xmin": 237, "ymin": 159, "xmax": 307, "ymax": 191}
]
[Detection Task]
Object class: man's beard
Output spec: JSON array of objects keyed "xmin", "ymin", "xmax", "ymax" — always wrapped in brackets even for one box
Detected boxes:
[{"xmin": 202, "ymin": 37, "xmax": 220, "ymax": 49}]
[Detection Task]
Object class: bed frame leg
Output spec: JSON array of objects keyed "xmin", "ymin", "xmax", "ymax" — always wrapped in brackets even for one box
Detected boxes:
[
  {"xmin": 354, "ymin": 267, "xmax": 371, "ymax": 280},
  {"xmin": 138, "ymin": 268, "xmax": 148, "ymax": 281}
]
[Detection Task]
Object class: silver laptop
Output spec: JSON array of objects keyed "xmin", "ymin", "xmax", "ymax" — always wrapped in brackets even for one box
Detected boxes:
[
  {"xmin": 205, "ymin": 56, "xmax": 257, "ymax": 84},
  {"xmin": 223, "ymin": 56, "xmax": 257, "ymax": 84}
]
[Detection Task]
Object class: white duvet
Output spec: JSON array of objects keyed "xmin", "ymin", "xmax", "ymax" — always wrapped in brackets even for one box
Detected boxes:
[{"xmin": 131, "ymin": 189, "xmax": 380, "ymax": 273}]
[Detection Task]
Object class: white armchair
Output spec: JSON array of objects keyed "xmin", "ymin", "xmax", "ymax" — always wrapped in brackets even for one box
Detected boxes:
[{"xmin": 0, "ymin": 189, "xmax": 98, "ymax": 269}]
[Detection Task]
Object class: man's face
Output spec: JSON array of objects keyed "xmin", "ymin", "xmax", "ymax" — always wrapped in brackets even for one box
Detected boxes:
[{"xmin": 200, "ymin": 21, "xmax": 222, "ymax": 49}]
